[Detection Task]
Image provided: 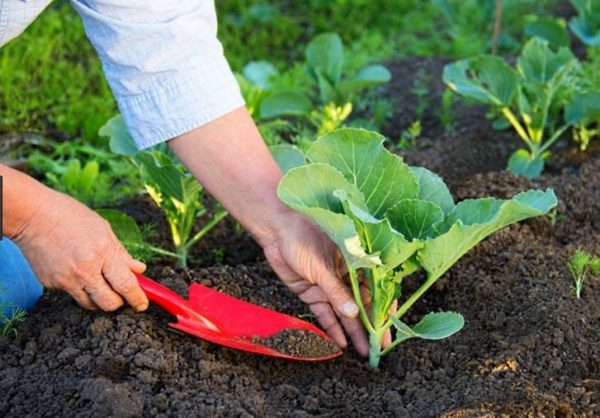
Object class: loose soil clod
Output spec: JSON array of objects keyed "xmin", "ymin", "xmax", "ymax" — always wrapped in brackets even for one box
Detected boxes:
[{"xmin": 252, "ymin": 329, "xmax": 341, "ymax": 359}]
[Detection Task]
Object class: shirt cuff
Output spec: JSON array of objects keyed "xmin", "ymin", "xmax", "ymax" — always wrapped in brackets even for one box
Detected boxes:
[{"xmin": 117, "ymin": 53, "xmax": 245, "ymax": 150}]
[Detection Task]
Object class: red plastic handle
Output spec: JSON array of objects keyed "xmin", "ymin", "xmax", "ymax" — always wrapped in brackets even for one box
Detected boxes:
[{"xmin": 136, "ymin": 274, "xmax": 222, "ymax": 333}]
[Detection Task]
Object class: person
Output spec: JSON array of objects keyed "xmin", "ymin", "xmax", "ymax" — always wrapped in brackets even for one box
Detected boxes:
[{"xmin": 0, "ymin": 1, "xmax": 374, "ymax": 355}]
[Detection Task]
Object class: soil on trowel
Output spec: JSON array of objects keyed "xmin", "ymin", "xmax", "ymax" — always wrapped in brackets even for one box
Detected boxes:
[{"xmin": 253, "ymin": 329, "xmax": 341, "ymax": 359}]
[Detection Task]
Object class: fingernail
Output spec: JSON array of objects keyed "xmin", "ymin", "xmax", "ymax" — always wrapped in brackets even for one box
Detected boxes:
[
  {"xmin": 341, "ymin": 301, "xmax": 359, "ymax": 317},
  {"xmin": 136, "ymin": 303, "xmax": 149, "ymax": 312}
]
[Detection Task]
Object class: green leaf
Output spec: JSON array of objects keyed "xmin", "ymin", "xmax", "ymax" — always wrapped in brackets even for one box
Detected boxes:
[
  {"xmin": 507, "ymin": 148, "xmax": 545, "ymax": 178},
  {"xmin": 411, "ymin": 312, "xmax": 464, "ymax": 340},
  {"xmin": 101, "ymin": 115, "xmax": 138, "ymax": 157},
  {"xmin": 136, "ymin": 151, "xmax": 184, "ymax": 202},
  {"xmin": 410, "ymin": 167, "xmax": 455, "ymax": 214},
  {"xmin": 269, "ymin": 144, "xmax": 306, "ymax": 174},
  {"xmin": 63, "ymin": 159, "xmax": 82, "ymax": 190},
  {"xmin": 96, "ymin": 209, "xmax": 142, "ymax": 244},
  {"xmin": 337, "ymin": 65, "xmax": 391, "ymax": 98},
  {"xmin": 307, "ymin": 128, "xmax": 419, "ymax": 217},
  {"xmin": 386, "ymin": 199, "xmax": 445, "ymax": 241},
  {"xmin": 259, "ymin": 92, "xmax": 312, "ymax": 119},
  {"xmin": 80, "ymin": 160, "xmax": 100, "ymax": 196},
  {"xmin": 306, "ymin": 32, "xmax": 344, "ymax": 85},
  {"xmin": 418, "ymin": 189, "xmax": 557, "ymax": 278},
  {"xmin": 525, "ymin": 17, "xmax": 571, "ymax": 47},
  {"xmin": 566, "ymin": 91, "xmax": 600, "ymax": 125},
  {"xmin": 335, "ymin": 190, "xmax": 422, "ymax": 272},
  {"xmin": 443, "ymin": 55, "xmax": 519, "ymax": 107},
  {"xmin": 243, "ymin": 61, "xmax": 278, "ymax": 89},
  {"xmin": 277, "ymin": 164, "xmax": 380, "ymax": 268},
  {"xmin": 517, "ymin": 37, "xmax": 577, "ymax": 85},
  {"xmin": 391, "ymin": 312, "xmax": 464, "ymax": 341}
]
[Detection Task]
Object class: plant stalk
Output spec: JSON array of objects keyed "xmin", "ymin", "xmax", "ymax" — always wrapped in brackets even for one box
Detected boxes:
[{"xmin": 368, "ymin": 329, "xmax": 385, "ymax": 368}]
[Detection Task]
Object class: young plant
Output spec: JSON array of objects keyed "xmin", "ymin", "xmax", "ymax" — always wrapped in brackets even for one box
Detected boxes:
[
  {"xmin": 443, "ymin": 37, "xmax": 599, "ymax": 178},
  {"xmin": 569, "ymin": 0, "xmax": 600, "ymax": 47},
  {"xmin": 278, "ymin": 128, "xmax": 557, "ymax": 367},
  {"xmin": 568, "ymin": 249, "xmax": 600, "ymax": 298},
  {"xmin": 28, "ymin": 155, "xmax": 113, "ymax": 207},
  {"xmin": 306, "ymin": 32, "xmax": 391, "ymax": 106},
  {"xmin": 398, "ymin": 120, "xmax": 423, "ymax": 150},
  {"xmin": 100, "ymin": 116, "xmax": 228, "ymax": 268}
]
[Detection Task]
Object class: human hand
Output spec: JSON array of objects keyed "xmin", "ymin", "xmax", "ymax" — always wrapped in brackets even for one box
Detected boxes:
[
  {"xmin": 14, "ymin": 188, "xmax": 149, "ymax": 312},
  {"xmin": 260, "ymin": 212, "xmax": 371, "ymax": 356}
]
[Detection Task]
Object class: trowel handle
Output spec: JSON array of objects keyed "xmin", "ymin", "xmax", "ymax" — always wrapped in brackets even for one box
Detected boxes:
[{"xmin": 136, "ymin": 274, "xmax": 221, "ymax": 333}]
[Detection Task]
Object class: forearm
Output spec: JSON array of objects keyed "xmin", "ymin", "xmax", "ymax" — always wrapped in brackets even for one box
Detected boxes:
[
  {"xmin": 0, "ymin": 164, "xmax": 52, "ymax": 240},
  {"xmin": 168, "ymin": 107, "xmax": 293, "ymax": 246}
]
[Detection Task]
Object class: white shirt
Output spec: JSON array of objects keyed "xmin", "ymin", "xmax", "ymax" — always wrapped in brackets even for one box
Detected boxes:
[{"xmin": 0, "ymin": 0, "xmax": 245, "ymax": 149}]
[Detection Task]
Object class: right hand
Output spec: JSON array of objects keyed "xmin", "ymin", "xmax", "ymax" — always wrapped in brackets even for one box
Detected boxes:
[{"xmin": 14, "ymin": 188, "xmax": 149, "ymax": 312}]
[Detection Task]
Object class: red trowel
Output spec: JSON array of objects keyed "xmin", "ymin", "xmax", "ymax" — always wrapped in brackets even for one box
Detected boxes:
[{"xmin": 136, "ymin": 274, "xmax": 343, "ymax": 361}]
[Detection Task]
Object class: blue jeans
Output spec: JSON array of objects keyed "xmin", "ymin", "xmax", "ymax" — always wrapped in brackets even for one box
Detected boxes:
[{"xmin": 0, "ymin": 238, "xmax": 43, "ymax": 320}]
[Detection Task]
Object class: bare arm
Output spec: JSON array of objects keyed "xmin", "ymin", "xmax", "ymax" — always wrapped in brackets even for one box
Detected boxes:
[{"xmin": 168, "ymin": 107, "xmax": 369, "ymax": 356}]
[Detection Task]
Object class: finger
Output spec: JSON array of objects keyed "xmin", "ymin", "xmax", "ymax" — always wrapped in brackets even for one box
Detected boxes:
[
  {"xmin": 84, "ymin": 275, "xmax": 124, "ymax": 312},
  {"xmin": 317, "ymin": 271, "xmax": 359, "ymax": 319},
  {"xmin": 309, "ymin": 302, "xmax": 348, "ymax": 349},
  {"xmin": 66, "ymin": 287, "xmax": 97, "ymax": 310},
  {"xmin": 128, "ymin": 257, "xmax": 146, "ymax": 274},
  {"xmin": 103, "ymin": 255, "xmax": 149, "ymax": 312},
  {"xmin": 340, "ymin": 316, "xmax": 369, "ymax": 357}
]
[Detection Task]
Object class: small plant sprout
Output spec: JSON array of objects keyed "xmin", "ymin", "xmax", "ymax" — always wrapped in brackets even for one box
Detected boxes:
[
  {"xmin": 568, "ymin": 249, "xmax": 600, "ymax": 298},
  {"xmin": 0, "ymin": 307, "xmax": 27, "ymax": 338},
  {"xmin": 398, "ymin": 120, "xmax": 422, "ymax": 150},
  {"xmin": 439, "ymin": 88, "xmax": 456, "ymax": 133},
  {"xmin": 278, "ymin": 128, "xmax": 557, "ymax": 367}
]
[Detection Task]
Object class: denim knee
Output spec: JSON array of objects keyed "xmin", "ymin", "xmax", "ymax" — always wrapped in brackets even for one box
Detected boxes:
[{"xmin": 0, "ymin": 238, "xmax": 43, "ymax": 319}]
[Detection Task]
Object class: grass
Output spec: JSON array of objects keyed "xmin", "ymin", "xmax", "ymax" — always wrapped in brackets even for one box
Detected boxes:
[
  {"xmin": 0, "ymin": 3, "xmax": 115, "ymax": 144},
  {"xmin": 0, "ymin": 1, "xmax": 564, "ymax": 146}
]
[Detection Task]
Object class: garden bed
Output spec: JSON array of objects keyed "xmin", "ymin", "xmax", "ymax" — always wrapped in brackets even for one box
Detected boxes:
[{"xmin": 1, "ymin": 57, "xmax": 599, "ymax": 417}]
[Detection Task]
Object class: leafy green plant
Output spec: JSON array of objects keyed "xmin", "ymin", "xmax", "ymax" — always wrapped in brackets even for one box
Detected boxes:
[
  {"xmin": 444, "ymin": 37, "xmax": 599, "ymax": 178},
  {"xmin": 100, "ymin": 116, "xmax": 227, "ymax": 268},
  {"xmin": 305, "ymin": 32, "xmax": 391, "ymax": 106},
  {"xmin": 569, "ymin": 0, "xmax": 600, "ymax": 47},
  {"xmin": 278, "ymin": 128, "xmax": 557, "ymax": 367},
  {"xmin": 568, "ymin": 249, "xmax": 600, "ymax": 298},
  {"xmin": 28, "ymin": 155, "xmax": 118, "ymax": 207},
  {"xmin": 96, "ymin": 209, "xmax": 178, "ymax": 264}
]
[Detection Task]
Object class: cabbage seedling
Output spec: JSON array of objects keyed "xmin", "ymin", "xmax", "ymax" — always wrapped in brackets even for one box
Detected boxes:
[
  {"xmin": 569, "ymin": 0, "xmax": 600, "ymax": 47},
  {"xmin": 278, "ymin": 128, "xmax": 557, "ymax": 367},
  {"xmin": 443, "ymin": 37, "xmax": 599, "ymax": 178},
  {"xmin": 100, "ymin": 116, "xmax": 227, "ymax": 268}
]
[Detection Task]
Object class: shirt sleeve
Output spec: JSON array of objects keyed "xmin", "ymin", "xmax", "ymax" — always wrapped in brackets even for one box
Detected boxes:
[{"xmin": 70, "ymin": 0, "xmax": 245, "ymax": 149}]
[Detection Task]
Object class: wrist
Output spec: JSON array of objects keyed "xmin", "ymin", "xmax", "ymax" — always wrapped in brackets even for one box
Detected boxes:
[{"xmin": 1, "ymin": 165, "xmax": 54, "ymax": 241}]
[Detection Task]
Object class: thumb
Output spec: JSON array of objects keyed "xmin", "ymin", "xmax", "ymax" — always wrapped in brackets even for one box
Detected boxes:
[{"xmin": 318, "ymin": 271, "xmax": 359, "ymax": 319}]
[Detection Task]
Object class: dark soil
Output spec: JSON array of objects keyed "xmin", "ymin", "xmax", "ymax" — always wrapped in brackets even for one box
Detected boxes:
[
  {"xmin": 253, "ymin": 329, "xmax": 341, "ymax": 359},
  {"xmin": 1, "ymin": 56, "xmax": 599, "ymax": 417}
]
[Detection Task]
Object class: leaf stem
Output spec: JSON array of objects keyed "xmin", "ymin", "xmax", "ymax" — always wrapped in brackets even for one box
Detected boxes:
[
  {"xmin": 538, "ymin": 124, "xmax": 571, "ymax": 154},
  {"xmin": 186, "ymin": 208, "xmax": 228, "ymax": 250},
  {"xmin": 347, "ymin": 266, "xmax": 376, "ymax": 335},
  {"xmin": 383, "ymin": 272, "xmax": 443, "ymax": 330},
  {"xmin": 501, "ymin": 107, "xmax": 534, "ymax": 150}
]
